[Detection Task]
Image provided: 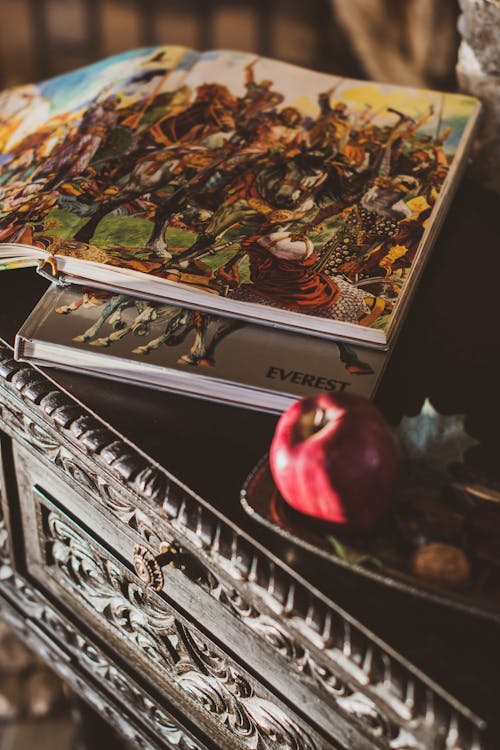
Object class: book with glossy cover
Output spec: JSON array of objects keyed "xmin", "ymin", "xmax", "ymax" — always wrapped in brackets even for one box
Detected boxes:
[
  {"xmin": 0, "ymin": 46, "xmax": 480, "ymax": 346},
  {"xmin": 15, "ymin": 283, "xmax": 386, "ymax": 412}
]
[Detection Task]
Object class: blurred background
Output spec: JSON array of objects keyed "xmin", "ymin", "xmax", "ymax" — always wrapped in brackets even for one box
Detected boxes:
[{"xmin": 0, "ymin": 0, "xmax": 460, "ymax": 90}]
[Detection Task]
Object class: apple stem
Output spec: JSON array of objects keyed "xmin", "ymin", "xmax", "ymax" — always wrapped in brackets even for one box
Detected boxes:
[
  {"xmin": 296, "ymin": 407, "xmax": 337, "ymax": 441},
  {"xmin": 313, "ymin": 409, "xmax": 328, "ymax": 432}
]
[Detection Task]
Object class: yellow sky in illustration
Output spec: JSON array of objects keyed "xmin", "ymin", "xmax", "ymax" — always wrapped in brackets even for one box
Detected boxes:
[
  {"xmin": 293, "ymin": 82, "xmax": 476, "ymax": 133},
  {"xmin": 293, "ymin": 86, "xmax": 436, "ymax": 123},
  {"xmin": 341, "ymin": 84, "xmax": 435, "ymax": 114},
  {"xmin": 340, "ymin": 84, "xmax": 476, "ymax": 120},
  {"xmin": 294, "ymin": 84, "xmax": 439, "ymax": 123},
  {"xmin": 294, "ymin": 95, "xmax": 317, "ymax": 118}
]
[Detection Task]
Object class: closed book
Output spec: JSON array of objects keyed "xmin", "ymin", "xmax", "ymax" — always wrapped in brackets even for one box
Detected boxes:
[{"xmin": 15, "ymin": 283, "xmax": 386, "ymax": 412}]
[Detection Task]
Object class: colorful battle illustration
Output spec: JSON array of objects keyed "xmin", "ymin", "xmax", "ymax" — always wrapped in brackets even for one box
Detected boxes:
[
  {"xmin": 0, "ymin": 46, "xmax": 477, "ymax": 332},
  {"xmin": 51, "ymin": 289, "xmax": 375, "ymax": 378}
]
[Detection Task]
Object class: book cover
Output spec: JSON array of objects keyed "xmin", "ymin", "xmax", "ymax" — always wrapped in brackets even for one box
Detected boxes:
[
  {"xmin": 0, "ymin": 46, "xmax": 480, "ymax": 346},
  {"xmin": 15, "ymin": 284, "xmax": 386, "ymax": 412}
]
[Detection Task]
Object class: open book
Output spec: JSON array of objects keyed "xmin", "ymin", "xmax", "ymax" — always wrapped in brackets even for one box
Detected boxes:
[{"xmin": 0, "ymin": 46, "xmax": 480, "ymax": 347}]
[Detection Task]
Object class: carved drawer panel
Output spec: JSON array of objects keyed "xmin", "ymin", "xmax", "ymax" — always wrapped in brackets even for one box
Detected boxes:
[
  {"xmin": 0, "ymin": 436, "xmax": 10, "ymax": 576},
  {"xmin": 13, "ymin": 442, "xmax": 342, "ymax": 750},
  {"xmin": 8, "ymin": 424, "xmax": 378, "ymax": 750},
  {"xmin": 2, "ymin": 595, "xmax": 208, "ymax": 750},
  {"xmin": 0, "ymin": 349, "xmax": 488, "ymax": 750},
  {"xmin": 1, "ymin": 422, "xmax": 405, "ymax": 750},
  {"xmin": 0, "ymin": 457, "xmax": 209, "ymax": 750}
]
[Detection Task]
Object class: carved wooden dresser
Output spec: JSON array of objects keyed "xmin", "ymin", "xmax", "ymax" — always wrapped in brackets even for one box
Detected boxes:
[{"xmin": 0, "ymin": 179, "xmax": 499, "ymax": 750}]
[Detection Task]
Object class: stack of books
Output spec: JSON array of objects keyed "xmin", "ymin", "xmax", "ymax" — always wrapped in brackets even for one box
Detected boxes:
[{"xmin": 0, "ymin": 46, "xmax": 480, "ymax": 411}]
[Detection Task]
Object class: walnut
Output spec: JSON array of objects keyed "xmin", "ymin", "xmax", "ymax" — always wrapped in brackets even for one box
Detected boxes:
[{"xmin": 410, "ymin": 542, "xmax": 471, "ymax": 590}]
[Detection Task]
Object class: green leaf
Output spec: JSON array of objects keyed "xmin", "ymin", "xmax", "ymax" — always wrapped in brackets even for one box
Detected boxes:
[
  {"xmin": 394, "ymin": 399, "xmax": 478, "ymax": 480},
  {"xmin": 326, "ymin": 535, "xmax": 384, "ymax": 571},
  {"xmin": 326, "ymin": 535, "xmax": 348, "ymax": 560}
]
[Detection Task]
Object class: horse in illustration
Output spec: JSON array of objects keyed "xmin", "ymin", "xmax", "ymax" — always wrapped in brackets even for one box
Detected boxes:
[{"xmin": 56, "ymin": 292, "xmax": 241, "ymax": 367}]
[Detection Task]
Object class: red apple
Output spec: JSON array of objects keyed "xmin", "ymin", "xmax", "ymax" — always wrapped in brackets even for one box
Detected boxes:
[{"xmin": 269, "ymin": 393, "xmax": 398, "ymax": 530}]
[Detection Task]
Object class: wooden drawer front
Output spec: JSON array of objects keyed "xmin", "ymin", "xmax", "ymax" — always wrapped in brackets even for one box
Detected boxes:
[
  {"xmin": 14, "ymin": 443, "xmax": 340, "ymax": 750},
  {"xmin": 0, "ymin": 595, "xmax": 207, "ymax": 750},
  {"xmin": 9, "ymin": 430, "xmax": 401, "ymax": 750},
  {"xmin": 0, "ymin": 474, "xmax": 208, "ymax": 749},
  {"xmin": 0, "ymin": 435, "xmax": 10, "ymax": 573},
  {"xmin": 9, "ymin": 429, "xmax": 474, "ymax": 750},
  {"xmin": 1, "ymin": 353, "xmax": 483, "ymax": 750}
]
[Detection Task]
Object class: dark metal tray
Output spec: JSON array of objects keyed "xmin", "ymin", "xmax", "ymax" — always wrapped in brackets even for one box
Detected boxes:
[{"xmin": 241, "ymin": 454, "xmax": 500, "ymax": 622}]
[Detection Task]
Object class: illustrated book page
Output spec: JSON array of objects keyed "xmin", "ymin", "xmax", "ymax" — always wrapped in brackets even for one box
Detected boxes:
[
  {"xmin": 15, "ymin": 284, "xmax": 387, "ymax": 410},
  {"xmin": 0, "ymin": 46, "xmax": 480, "ymax": 345}
]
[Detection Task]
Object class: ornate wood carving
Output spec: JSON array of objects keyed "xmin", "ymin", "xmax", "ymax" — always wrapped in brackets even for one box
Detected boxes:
[
  {"xmin": 53, "ymin": 447, "xmax": 164, "ymax": 546},
  {"xmin": 43, "ymin": 507, "xmax": 325, "ymax": 750},
  {"xmin": 0, "ymin": 506, "xmax": 11, "ymax": 581},
  {"xmin": 0, "ymin": 499, "xmax": 207, "ymax": 750},
  {"xmin": 0, "ymin": 345, "xmax": 488, "ymax": 750}
]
